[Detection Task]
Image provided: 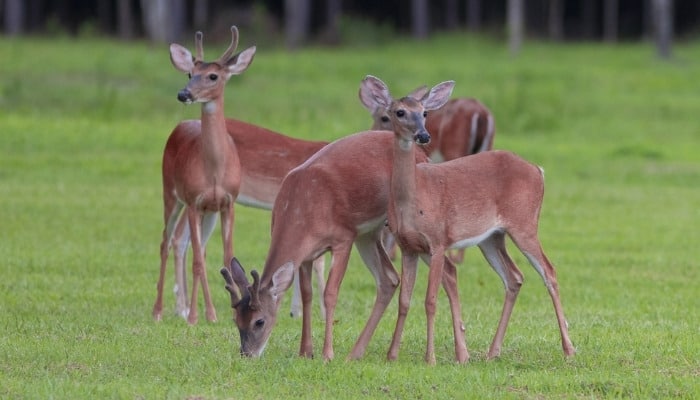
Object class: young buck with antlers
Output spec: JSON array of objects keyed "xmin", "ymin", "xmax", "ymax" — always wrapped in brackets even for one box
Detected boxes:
[
  {"xmin": 368, "ymin": 92, "xmax": 495, "ymax": 264},
  {"xmin": 220, "ymin": 128, "xmax": 468, "ymax": 362},
  {"xmin": 359, "ymin": 75, "xmax": 575, "ymax": 364},
  {"xmin": 151, "ymin": 26, "xmax": 256, "ymax": 324}
]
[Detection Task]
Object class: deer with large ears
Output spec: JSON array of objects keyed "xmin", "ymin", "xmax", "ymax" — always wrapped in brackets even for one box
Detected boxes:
[
  {"xmin": 359, "ymin": 75, "xmax": 575, "ymax": 364},
  {"xmin": 219, "ymin": 116, "xmax": 468, "ymax": 361},
  {"xmin": 151, "ymin": 26, "xmax": 256, "ymax": 324},
  {"xmin": 367, "ymin": 89, "xmax": 496, "ymax": 264}
]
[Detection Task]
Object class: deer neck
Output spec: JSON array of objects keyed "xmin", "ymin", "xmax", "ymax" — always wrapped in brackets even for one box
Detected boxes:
[
  {"xmin": 199, "ymin": 97, "xmax": 232, "ymax": 176},
  {"xmin": 390, "ymin": 136, "xmax": 420, "ymax": 232}
]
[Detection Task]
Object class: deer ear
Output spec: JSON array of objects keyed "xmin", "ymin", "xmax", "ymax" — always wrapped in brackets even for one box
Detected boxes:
[
  {"xmin": 169, "ymin": 43, "xmax": 195, "ymax": 73},
  {"xmin": 270, "ymin": 262, "xmax": 295, "ymax": 297},
  {"xmin": 359, "ymin": 75, "xmax": 392, "ymax": 112},
  {"xmin": 226, "ymin": 46, "xmax": 256, "ymax": 75},
  {"xmin": 422, "ymin": 81, "xmax": 455, "ymax": 111}
]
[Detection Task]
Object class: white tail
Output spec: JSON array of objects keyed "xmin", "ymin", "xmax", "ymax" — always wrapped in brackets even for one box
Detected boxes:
[
  {"xmin": 360, "ymin": 75, "xmax": 575, "ymax": 363},
  {"xmin": 368, "ymin": 92, "xmax": 496, "ymax": 264},
  {"xmin": 152, "ymin": 28, "xmax": 328, "ymax": 323}
]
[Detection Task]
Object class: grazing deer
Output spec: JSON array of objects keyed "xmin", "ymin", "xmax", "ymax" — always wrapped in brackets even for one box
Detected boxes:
[
  {"xmin": 368, "ymin": 89, "xmax": 495, "ymax": 264},
  {"xmin": 220, "ymin": 128, "xmax": 468, "ymax": 362},
  {"xmin": 151, "ymin": 26, "xmax": 256, "ymax": 324},
  {"xmin": 359, "ymin": 75, "xmax": 575, "ymax": 364}
]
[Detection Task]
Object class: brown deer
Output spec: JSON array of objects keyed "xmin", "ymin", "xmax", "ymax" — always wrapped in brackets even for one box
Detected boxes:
[
  {"xmin": 152, "ymin": 28, "xmax": 328, "ymax": 324},
  {"xmin": 368, "ymin": 88, "xmax": 495, "ymax": 264},
  {"xmin": 150, "ymin": 26, "xmax": 255, "ymax": 324},
  {"xmin": 220, "ymin": 128, "xmax": 468, "ymax": 362},
  {"xmin": 359, "ymin": 75, "xmax": 575, "ymax": 364}
]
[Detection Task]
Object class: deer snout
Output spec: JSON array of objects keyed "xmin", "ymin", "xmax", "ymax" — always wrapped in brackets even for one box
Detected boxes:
[
  {"xmin": 414, "ymin": 130, "xmax": 431, "ymax": 145},
  {"xmin": 177, "ymin": 89, "xmax": 194, "ymax": 104}
]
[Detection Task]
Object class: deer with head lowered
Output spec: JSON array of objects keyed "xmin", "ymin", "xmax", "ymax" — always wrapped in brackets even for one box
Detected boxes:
[
  {"xmin": 220, "ymin": 101, "xmax": 469, "ymax": 362},
  {"xmin": 152, "ymin": 27, "xmax": 329, "ymax": 324},
  {"xmin": 359, "ymin": 75, "xmax": 575, "ymax": 364},
  {"xmin": 368, "ymin": 90, "xmax": 495, "ymax": 264}
]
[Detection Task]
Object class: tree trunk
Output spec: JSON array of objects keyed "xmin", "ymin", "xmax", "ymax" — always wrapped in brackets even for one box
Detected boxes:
[
  {"xmin": 97, "ymin": 0, "xmax": 112, "ymax": 34},
  {"xmin": 466, "ymin": 0, "xmax": 481, "ymax": 31},
  {"xmin": 117, "ymin": 0, "xmax": 134, "ymax": 40},
  {"xmin": 3, "ymin": 0, "xmax": 25, "ymax": 35},
  {"xmin": 141, "ymin": 0, "xmax": 186, "ymax": 43},
  {"xmin": 580, "ymin": 0, "xmax": 597, "ymax": 39},
  {"xmin": 193, "ymin": 0, "xmax": 208, "ymax": 31},
  {"xmin": 507, "ymin": 0, "xmax": 524, "ymax": 56},
  {"xmin": 324, "ymin": 0, "xmax": 342, "ymax": 44},
  {"xmin": 411, "ymin": 0, "xmax": 429, "ymax": 39},
  {"xmin": 285, "ymin": 0, "xmax": 311, "ymax": 50},
  {"xmin": 445, "ymin": 0, "xmax": 458, "ymax": 30},
  {"xmin": 604, "ymin": 0, "xmax": 618, "ymax": 43},
  {"xmin": 653, "ymin": 0, "xmax": 673, "ymax": 59},
  {"xmin": 549, "ymin": 0, "xmax": 563, "ymax": 41}
]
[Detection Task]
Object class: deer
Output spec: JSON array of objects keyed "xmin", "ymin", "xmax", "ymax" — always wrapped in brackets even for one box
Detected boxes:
[
  {"xmin": 369, "ymin": 88, "xmax": 495, "ymax": 264},
  {"xmin": 359, "ymin": 75, "xmax": 575, "ymax": 364},
  {"xmin": 150, "ymin": 26, "xmax": 256, "ymax": 325},
  {"xmin": 220, "ymin": 129, "xmax": 468, "ymax": 362},
  {"xmin": 152, "ymin": 27, "xmax": 328, "ymax": 324}
]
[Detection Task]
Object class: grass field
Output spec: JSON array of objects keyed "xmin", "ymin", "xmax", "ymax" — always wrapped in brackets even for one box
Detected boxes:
[{"xmin": 1, "ymin": 32, "xmax": 699, "ymax": 399}]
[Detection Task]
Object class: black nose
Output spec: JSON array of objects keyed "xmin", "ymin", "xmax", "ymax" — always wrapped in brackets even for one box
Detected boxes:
[
  {"xmin": 415, "ymin": 131, "xmax": 431, "ymax": 145},
  {"xmin": 177, "ymin": 89, "xmax": 192, "ymax": 103}
]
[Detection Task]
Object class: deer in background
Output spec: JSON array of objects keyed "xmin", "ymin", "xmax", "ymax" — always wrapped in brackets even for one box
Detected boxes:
[
  {"xmin": 368, "ymin": 88, "xmax": 495, "ymax": 264},
  {"xmin": 359, "ymin": 75, "xmax": 574, "ymax": 364},
  {"xmin": 152, "ymin": 27, "xmax": 328, "ymax": 324},
  {"xmin": 151, "ymin": 26, "xmax": 254, "ymax": 324},
  {"xmin": 220, "ymin": 128, "xmax": 468, "ymax": 362}
]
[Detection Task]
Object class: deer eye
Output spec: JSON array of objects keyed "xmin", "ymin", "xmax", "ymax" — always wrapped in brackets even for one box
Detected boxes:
[
  {"xmin": 208, "ymin": 74, "xmax": 218, "ymax": 81},
  {"xmin": 396, "ymin": 110, "xmax": 405, "ymax": 117},
  {"xmin": 254, "ymin": 319, "xmax": 265, "ymax": 328},
  {"xmin": 423, "ymin": 111, "xmax": 428, "ymax": 118},
  {"xmin": 187, "ymin": 73, "xmax": 192, "ymax": 79},
  {"xmin": 380, "ymin": 116, "xmax": 390, "ymax": 123}
]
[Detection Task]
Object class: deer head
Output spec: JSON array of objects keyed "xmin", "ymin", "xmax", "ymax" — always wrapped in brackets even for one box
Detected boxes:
[
  {"xmin": 221, "ymin": 258, "xmax": 295, "ymax": 357},
  {"xmin": 359, "ymin": 75, "xmax": 454, "ymax": 146},
  {"xmin": 169, "ymin": 25, "xmax": 257, "ymax": 104}
]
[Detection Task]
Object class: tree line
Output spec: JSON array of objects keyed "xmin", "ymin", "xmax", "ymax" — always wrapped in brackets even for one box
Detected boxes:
[{"xmin": 1, "ymin": 0, "xmax": 691, "ymax": 58}]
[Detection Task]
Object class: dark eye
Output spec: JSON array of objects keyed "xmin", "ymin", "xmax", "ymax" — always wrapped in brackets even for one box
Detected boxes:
[
  {"xmin": 396, "ymin": 110, "xmax": 405, "ymax": 117},
  {"xmin": 254, "ymin": 319, "xmax": 265, "ymax": 328},
  {"xmin": 187, "ymin": 73, "xmax": 192, "ymax": 79},
  {"xmin": 380, "ymin": 116, "xmax": 390, "ymax": 123},
  {"xmin": 208, "ymin": 74, "xmax": 218, "ymax": 81},
  {"xmin": 423, "ymin": 111, "xmax": 428, "ymax": 118}
]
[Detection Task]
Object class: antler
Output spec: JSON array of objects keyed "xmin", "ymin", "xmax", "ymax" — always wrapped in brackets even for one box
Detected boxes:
[
  {"xmin": 249, "ymin": 270, "xmax": 262, "ymax": 310},
  {"xmin": 194, "ymin": 31, "xmax": 204, "ymax": 62},
  {"xmin": 220, "ymin": 257, "xmax": 251, "ymax": 308},
  {"xmin": 218, "ymin": 25, "xmax": 239, "ymax": 64}
]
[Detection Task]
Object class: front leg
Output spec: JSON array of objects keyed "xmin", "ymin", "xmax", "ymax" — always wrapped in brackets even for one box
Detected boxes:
[
  {"xmin": 387, "ymin": 252, "xmax": 419, "ymax": 361},
  {"xmin": 424, "ymin": 249, "xmax": 446, "ymax": 365},
  {"xmin": 298, "ymin": 261, "xmax": 314, "ymax": 358},
  {"xmin": 441, "ymin": 255, "xmax": 468, "ymax": 363}
]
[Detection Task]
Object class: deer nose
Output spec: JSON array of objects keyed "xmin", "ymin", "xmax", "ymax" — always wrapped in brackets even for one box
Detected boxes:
[
  {"xmin": 414, "ymin": 130, "xmax": 431, "ymax": 145},
  {"xmin": 177, "ymin": 89, "xmax": 193, "ymax": 103}
]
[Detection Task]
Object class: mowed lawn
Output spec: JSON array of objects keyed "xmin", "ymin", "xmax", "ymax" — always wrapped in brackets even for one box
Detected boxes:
[{"xmin": 1, "ymin": 33, "xmax": 698, "ymax": 399}]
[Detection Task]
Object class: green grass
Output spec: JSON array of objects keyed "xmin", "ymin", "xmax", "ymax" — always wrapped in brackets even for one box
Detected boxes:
[{"xmin": 1, "ymin": 33, "xmax": 699, "ymax": 399}]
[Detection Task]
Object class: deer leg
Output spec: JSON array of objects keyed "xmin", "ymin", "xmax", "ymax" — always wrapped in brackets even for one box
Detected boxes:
[
  {"xmin": 322, "ymin": 242, "xmax": 353, "ymax": 361},
  {"xmin": 387, "ymin": 252, "xmax": 419, "ymax": 361},
  {"xmin": 172, "ymin": 214, "xmax": 190, "ymax": 319},
  {"xmin": 348, "ymin": 233, "xmax": 400, "ymax": 360},
  {"xmin": 289, "ymin": 271, "xmax": 303, "ymax": 318},
  {"xmin": 312, "ymin": 256, "xmax": 327, "ymax": 320},
  {"xmin": 186, "ymin": 209, "xmax": 205, "ymax": 324},
  {"xmin": 512, "ymin": 234, "xmax": 575, "ymax": 357},
  {"xmin": 424, "ymin": 249, "xmax": 447, "ymax": 365},
  {"xmin": 478, "ymin": 233, "xmax": 523, "ymax": 359},
  {"xmin": 153, "ymin": 201, "xmax": 185, "ymax": 321},
  {"xmin": 298, "ymin": 261, "xmax": 315, "ymax": 358},
  {"xmin": 438, "ymin": 255, "xmax": 469, "ymax": 363}
]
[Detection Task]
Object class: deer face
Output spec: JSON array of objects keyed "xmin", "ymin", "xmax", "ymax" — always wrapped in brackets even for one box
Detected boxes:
[{"xmin": 221, "ymin": 259, "xmax": 294, "ymax": 357}]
